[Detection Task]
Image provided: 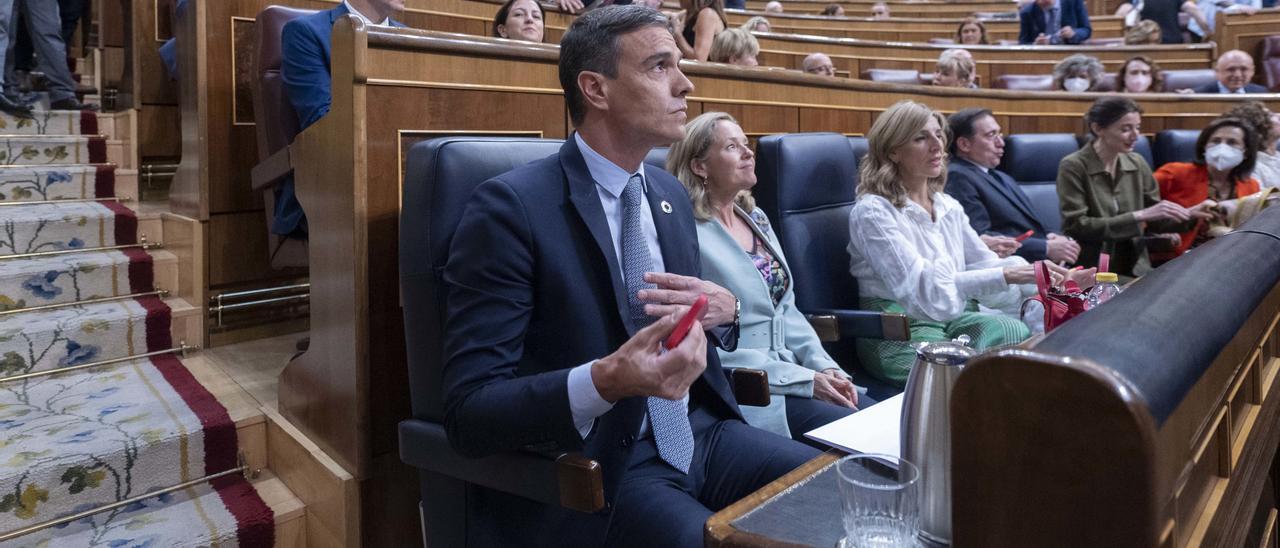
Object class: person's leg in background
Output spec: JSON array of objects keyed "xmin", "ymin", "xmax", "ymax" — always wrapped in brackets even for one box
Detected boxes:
[
  {"xmin": 0, "ymin": 0, "xmax": 31, "ymax": 115},
  {"xmin": 13, "ymin": 0, "xmax": 93, "ymax": 110}
]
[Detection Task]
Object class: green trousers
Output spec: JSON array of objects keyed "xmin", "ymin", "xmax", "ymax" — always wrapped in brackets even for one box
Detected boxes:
[{"xmin": 855, "ymin": 298, "xmax": 1030, "ymax": 388}]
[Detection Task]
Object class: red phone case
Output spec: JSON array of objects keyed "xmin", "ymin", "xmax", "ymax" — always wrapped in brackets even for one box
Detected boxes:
[
  {"xmin": 1015, "ymin": 229, "xmax": 1035, "ymax": 242},
  {"xmin": 664, "ymin": 294, "xmax": 708, "ymax": 350}
]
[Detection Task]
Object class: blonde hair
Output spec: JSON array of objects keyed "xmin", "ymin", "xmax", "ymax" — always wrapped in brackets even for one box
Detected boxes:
[
  {"xmin": 667, "ymin": 112, "xmax": 757, "ymax": 221},
  {"xmin": 858, "ymin": 101, "xmax": 948, "ymax": 208},
  {"xmin": 709, "ymin": 28, "xmax": 760, "ymax": 64},
  {"xmin": 935, "ymin": 48, "xmax": 975, "ymax": 86},
  {"xmin": 740, "ymin": 16, "xmax": 771, "ymax": 32},
  {"xmin": 1123, "ymin": 19, "xmax": 1161, "ymax": 45}
]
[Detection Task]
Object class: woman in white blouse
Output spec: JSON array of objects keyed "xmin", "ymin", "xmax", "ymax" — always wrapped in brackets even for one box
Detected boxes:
[{"xmin": 847, "ymin": 100, "xmax": 1092, "ymax": 386}]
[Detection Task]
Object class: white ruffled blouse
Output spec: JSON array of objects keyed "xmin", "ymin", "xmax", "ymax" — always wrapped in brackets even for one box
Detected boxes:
[{"xmin": 847, "ymin": 192, "xmax": 1031, "ymax": 322}]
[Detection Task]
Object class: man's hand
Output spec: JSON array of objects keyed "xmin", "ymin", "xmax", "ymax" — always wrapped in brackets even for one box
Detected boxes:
[
  {"xmin": 1046, "ymin": 233, "xmax": 1080, "ymax": 264},
  {"xmin": 1034, "ymin": 33, "xmax": 1051, "ymax": 45},
  {"xmin": 980, "ymin": 234, "xmax": 1021, "ymax": 258},
  {"xmin": 557, "ymin": 0, "xmax": 585, "ymax": 13},
  {"xmin": 640, "ymin": 272, "xmax": 737, "ymax": 327},
  {"xmin": 814, "ymin": 369, "xmax": 858, "ymax": 409},
  {"xmin": 592, "ymin": 313, "xmax": 708, "ymax": 402},
  {"xmin": 1059, "ymin": 25, "xmax": 1075, "ymax": 40}
]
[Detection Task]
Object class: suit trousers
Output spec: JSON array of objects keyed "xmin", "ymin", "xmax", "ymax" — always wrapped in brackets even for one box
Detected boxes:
[
  {"xmin": 604, "ymin": 405, "xmax": 820, "ymax": 547},
  {"xmin": 4, "ymin": 0, "xmax": 77, "ymax": 101}
]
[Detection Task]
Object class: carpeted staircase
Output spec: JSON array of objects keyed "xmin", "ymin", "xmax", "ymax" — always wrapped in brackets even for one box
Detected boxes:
[{"xmin": 0, "ymin": 107, "xmax": 282, "ymax": 547}]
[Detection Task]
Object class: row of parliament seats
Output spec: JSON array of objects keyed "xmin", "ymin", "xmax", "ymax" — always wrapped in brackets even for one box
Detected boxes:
[{"xmin": 863, "ymin": 67, "xmax": 1220, "ymax": 93}]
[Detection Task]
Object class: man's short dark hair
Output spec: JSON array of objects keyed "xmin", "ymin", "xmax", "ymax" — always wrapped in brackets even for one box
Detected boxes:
[
  {"xmin": 558, "ymin": 5, "xmax": 671, "ymax": 126},
  {"xmin": 946, "ymin": 107, "xmax": 994, "ymax": 157}
]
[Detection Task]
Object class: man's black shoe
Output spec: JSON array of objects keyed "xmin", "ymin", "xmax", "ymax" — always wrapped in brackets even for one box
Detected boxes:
[
  {"xmin": 49, "ymin": 97, "xmax": 98, "ymax": 111},
  {"xmin": 0, "ymin": 94, "xmax": 32, "ymax": 118}
]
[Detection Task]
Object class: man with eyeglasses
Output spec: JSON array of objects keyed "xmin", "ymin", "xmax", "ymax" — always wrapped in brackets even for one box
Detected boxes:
[{"xmin": 945, "ymin": 108, "xmax": 1080, "ymax": 264}]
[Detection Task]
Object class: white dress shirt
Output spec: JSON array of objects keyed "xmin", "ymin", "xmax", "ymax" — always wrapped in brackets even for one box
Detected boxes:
[
  {"xmin": 566, "ymin": 133, "xmax": 676, "ymax": 439},
  {"xmin": 847, "ymin": 192, "xmax": 1031, "ymax": 322},
  {"xmin": 1254, "ymin": 151, "xmax": 1280, "ymax": 189},
  {"xmin": 342, "ymin": 0, "xmax": 391, "ymax": 25}
]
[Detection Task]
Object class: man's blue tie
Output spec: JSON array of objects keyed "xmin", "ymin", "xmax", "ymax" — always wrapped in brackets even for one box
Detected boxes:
[
  {"xmin": 621, "ymin": 173, "xmax": 694, "ymax": 474},
  {"xmin": 1047, "ymin": 7, "xmax": 1061, "ymax": 43}
]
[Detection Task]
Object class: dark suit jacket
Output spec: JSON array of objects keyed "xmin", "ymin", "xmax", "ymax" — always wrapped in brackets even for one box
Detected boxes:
[
  {"xmin": 946, "ymin": 157, "xmax": 1051, "ymax": 261},
  {"xmin": 1018, "ymin": 0, "xmax": 1092, "ymax": 44},
  {"xmin": 274, "ymin": 5, "xmax": 404, "ymax": 238},
  {"xmin": 1192, "ymin": 81, "xmax": 1270, "ymax": 94},
  {"xmin": 441, "ymin": 137, "xmax": 744, "ymax": 542}
]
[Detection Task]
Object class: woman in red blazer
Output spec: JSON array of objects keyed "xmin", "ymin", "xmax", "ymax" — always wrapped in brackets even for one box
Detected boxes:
[{"xmin": 1153, "ymin": 117, "xmax": 1261, "ymax": 262}]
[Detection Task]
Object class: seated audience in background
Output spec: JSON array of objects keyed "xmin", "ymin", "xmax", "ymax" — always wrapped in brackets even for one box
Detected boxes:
[
  {"xmin": 1115, "ymin": 0, "xmax": 1209, "ymax": 43},
  {"xmin": 442, "ymin": 7, "xmax": 821, "ymax": 545},
  {"xmin": 668, "ymin": 112, "xmax": 864, "ymax": 441},
  {"xmin": 1123, "ymin": 19, "xmax": 1162, "ymax": 44},
  {"xmin": 956, "ymin": 17, "xmax": 990, "ymax": 45},
  {"xmin": 933, "ymin": 48, "xmax": 978, "ymax": 88},
  {"xmin": 1186, "ymin": 0, "xmax": 1259, "ymax": 41},
  {"xmin": 709, "ymin": 28, "xmax": 759, "ymax": 66},
  {"xmin": 1053, "ymin": 54, "xmax": 1105, "ymax": 92},
  {"xmin": 492, "ymin": 0, "xmax": 545, "ymax": 42},
  {"xmin": 1223, "ymin": 102, "xmax": 1279, "ymax": 188},
  {"xmin": 740, "ymin": 16, "xmax": 771, "ymax": 32},
  {"xmin": 674, "ymin": 0, "xmax": 728, "ymax": 61},
  {"xmin": 1118, "ymin": 55, "xmax": 1163, "ymax": 93},
  {"xmin": 1019, "ymin": 0, "xmax": 1092, "ymax": 44},
  {"xmin": 821, "ymin": 3, "xmax": 846, "ymax": 16},
  {"xmin": 1194, "ymin": 50, "xmax": 1267, "ymax": 94},
  {"xmin": 871, "ymin": 2, "xmax": 891, "ymax": 18},
  {"xmin": 765, "ymin": 1, "xmax": 784, "ymax": 13},
  {"xmin": 1058, "ymin": 97, "xmax": 1208, "ymax": 276},
  {"xmin": 281, "ymin": 0, "xmax": 405, "ymax": 239},
  {"xmin": 847, "ymin": 101, "xmax": 1084, "ymax": 387},
  {"xmin": 946, "ymin": 108, "xmax": 1081, "ymax": 264},
  {"xmin": 1152, "ymin": 117, "xmax": 1260, "ymax": 261},
  {"xmin": 802, "ymin": 52, "xmax": 837, "ymax": 76}
]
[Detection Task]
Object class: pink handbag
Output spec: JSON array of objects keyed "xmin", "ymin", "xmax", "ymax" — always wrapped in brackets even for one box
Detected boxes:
[{"xmin": 1024, "ymin": 261, "xmax": 1089, "ymax": 332}]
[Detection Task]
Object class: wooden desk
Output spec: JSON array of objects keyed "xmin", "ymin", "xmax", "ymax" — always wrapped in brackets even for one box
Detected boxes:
[{"xmin": 726, "ymin": 10, "xmax": 1124, "ymax": 42}]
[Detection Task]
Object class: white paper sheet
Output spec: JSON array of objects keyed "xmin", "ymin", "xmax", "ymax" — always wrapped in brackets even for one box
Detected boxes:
[{"xmin": 804, "ymin": 393, "xmax": 903, "ymax": 458}]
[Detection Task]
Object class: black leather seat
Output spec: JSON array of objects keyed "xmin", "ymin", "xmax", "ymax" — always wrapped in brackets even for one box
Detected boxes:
[
  {"xmin": 644, "ymin": 146, "xmax": 669, "ymax": 171},
  {"xmin": 754, "ymin": 133, "xmax": 908, "ymax": 401},
  {"xmin": 999, "ymin": 133, "xmax": 1080, "ymax": 233},
  {"xmin": 1153, "ymin": 129, "xmax": 1199, "ymax": 168},
  {"xmin": 1159, "ymin": 68, "xmax": 1215, "ymax": 92}
]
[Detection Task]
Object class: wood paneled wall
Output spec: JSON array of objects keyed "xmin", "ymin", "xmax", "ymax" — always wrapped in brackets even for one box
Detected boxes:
[{"xmin": 1217, "ymin": 7, "xmax": 1280, "ymax": 90}]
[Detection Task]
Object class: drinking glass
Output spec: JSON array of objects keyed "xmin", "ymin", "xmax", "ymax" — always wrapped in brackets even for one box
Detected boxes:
[{"xmin": 835, "ymin": 453, "xmax": 920, "ymax": 548}]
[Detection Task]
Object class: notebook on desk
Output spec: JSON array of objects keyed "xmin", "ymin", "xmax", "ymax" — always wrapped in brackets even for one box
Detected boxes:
[{"xmin": 804, "ymin": 393, "xmax": 903, "ymax": 458}]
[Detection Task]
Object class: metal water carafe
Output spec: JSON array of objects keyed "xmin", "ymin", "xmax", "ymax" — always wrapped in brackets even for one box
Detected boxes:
[{"xmin": 901, "ymin": 335, "xmax": 976, "ymax": 546}]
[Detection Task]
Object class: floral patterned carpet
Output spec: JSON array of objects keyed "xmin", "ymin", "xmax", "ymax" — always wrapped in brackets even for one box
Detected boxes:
[{"xmin": 0, "ymin": 112, "xmax": 273, "ymax": 546}]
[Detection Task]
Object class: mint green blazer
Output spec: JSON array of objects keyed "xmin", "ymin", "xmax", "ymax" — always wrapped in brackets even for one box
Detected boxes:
[{"xmin": 696, "ymin": 207, "xmax": 847, "ymax": 438}]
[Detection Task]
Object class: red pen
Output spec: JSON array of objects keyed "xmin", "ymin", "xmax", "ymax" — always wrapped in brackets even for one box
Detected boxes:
[
  {"xmin": 1014, "ymin": 229, "xmax": 1035, "ymax": 242},
  {"xmin": 664, "ymin": 294, "xmax": 708, "ymax": 350}
]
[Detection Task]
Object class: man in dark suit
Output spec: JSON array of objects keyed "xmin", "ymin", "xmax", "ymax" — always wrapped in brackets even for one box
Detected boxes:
[
  {"xmin": 1019, "ymin": 0, "xmax": 1092, "ymax": 44},
  {"xmin": 945, "ymin": 108, "xmax": 1081, "ymax": 264},
  {"xmin": 441, "ymin": 6, "xmax": 818, "ymax": 546},
  {"xmin": 1193, "ymin": 50, "xmax": 1268, "ymax": 94},
  {"xmin": 274, "ymin": 0, "xmax": 406, "ymax": 239}
]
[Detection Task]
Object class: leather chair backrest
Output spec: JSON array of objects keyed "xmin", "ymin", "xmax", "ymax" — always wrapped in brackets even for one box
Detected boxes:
[
  {"xmin": 861, "ymin": 68, "xmax": 922, "ymax": 85},
  {"xmin": 999, "ymin": 133, "xmax": 1080, "ymax": 233},
  {"xmin": 252, "ymin": 6, "xmax": 313, "ymax": 159},
  {"xmin": 1160, "ymin": 68, "xmax": 1215, "ymax": 92},
  {"xmin": 645, "ymin": 146, "xmax": 670, "ymax": 171},
  {"xmin": 994, "ymin": 74, "xmax": 1054, "ymax": 91},
  {"xmin": 1093, "ymin": 72, "xmax": 1118, "ymax": 92},
  {"xmin": 1075, "ymin": 133, "xmax": 1153, "ymax": 168},
  {"xmin": 754, "ymin": 133, "xmax": 862, "ymax": 313},
  {"xmin": 400, "ymin": 137, "xmax": 564, "ymax": 421},
  {"xmin": 1262, "ymin": 35, "xmax": 1280, "ymax": 92},
  {"xmin": 1153, "ymin": 129, "xmax": 1200, "ymax": 168}
]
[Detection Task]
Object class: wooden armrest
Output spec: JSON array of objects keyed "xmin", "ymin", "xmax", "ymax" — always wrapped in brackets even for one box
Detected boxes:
[
  {"xmin": 730, "ymin": 368, "xmax": 770, "ymax": 407},
  {"xmin": 805, "ymin": 310, "xmax": 911, "ymax": 342},
  {"xmin": 251, "ymin": 144, "xmax": 294, "ymax": 191},
  {"xmin": 555, "ymin": 453, "xmax": 604, "ymax": 513}
]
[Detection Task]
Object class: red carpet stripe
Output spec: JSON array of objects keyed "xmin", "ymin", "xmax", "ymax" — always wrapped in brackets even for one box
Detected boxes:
[
  {"xmin": 87, "ymin": 136, "xmax": 107, "ymax": 163},
  {"xmin": 136, "ymin": 295, "xmax": 173, "ymax": 351},
  {"xmin": 123, "ymin": 247, "xmax": 155, "ymax": 293},
  {"xmin": 79, "ymin": 111, "xmax": 99, "ymax": 136},
  {"xmin": 95, "ymin": 164, "xmax": 115, "ymax": 198},
  {"xmin": 101, "ymin": 199, "xmax": 138, "ymax": 245},
  {"xmin": 212, "ymin": 474, "xmax": 277, "ymax": 548}
]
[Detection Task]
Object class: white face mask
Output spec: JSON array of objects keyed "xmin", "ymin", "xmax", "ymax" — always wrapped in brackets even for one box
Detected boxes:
[
  {"xmin": 1205, "ymin": 143, "xmax": 1245, "ymax": 172},
  {"xmin": 1124, "ymin": 75, "xmax": 1152, "ymax": 92},
  {"xmin": 1063, "ymin": 77, "xmax": 1091, "ymax": 93}
]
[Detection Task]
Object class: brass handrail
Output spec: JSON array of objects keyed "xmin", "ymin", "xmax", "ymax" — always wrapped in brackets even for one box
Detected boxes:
[
  {"xmin": 0, "ymin": 464, "xmax": 248, "ymax": 542},
  {"xmin": 0, "ymin": 288, "xmax": 168, "ymax": 316},
  {"xmin": 0, "ymin": 237, "xmax": 158, "ymax": 260},
  {"xmin": 0, "ymin": 196, "xmax": 124, "ymax": 207},
  {"xmin": 0, "ymin": 343, "xmax": 195, "ymax": 385}
]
